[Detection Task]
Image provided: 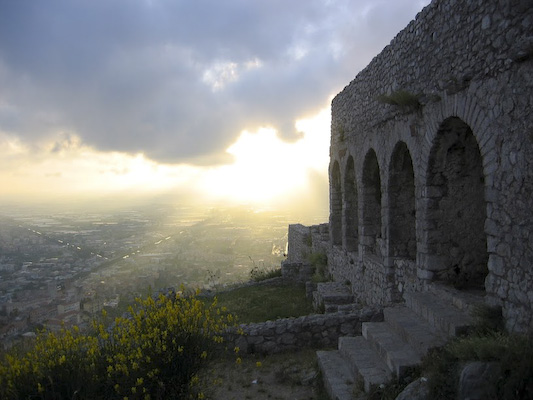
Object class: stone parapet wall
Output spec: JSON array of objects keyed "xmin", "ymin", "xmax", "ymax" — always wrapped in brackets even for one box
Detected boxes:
[
  {"xmin": 286, "ymin": 224, "xmax": 312, "ymax": 264},
  {"xmin": 310, "ymin": 223, "xmax": 330, "ymax": 255},
  {"xmin": 327, "ymin": 0, "xmax": 533, "ymax": 332},
  {"xmin": 225, "ymin": 308, "xmax": 383, "ymax": 355},
  {"xmin": 287, "ymin": 223, "xmax": 330, "ymax": 265}
]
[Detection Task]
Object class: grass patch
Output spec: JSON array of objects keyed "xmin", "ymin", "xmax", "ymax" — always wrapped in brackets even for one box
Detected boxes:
[
  {"xmin": 213, "ymin": 282, "xmax": 313, "ymax": 323},
  {"xmin": 250, "ymin": 265, "xmax": 282, "ymax": 282}
]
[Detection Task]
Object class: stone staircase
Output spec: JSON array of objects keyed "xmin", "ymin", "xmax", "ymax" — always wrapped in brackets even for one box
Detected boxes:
[
  {"xmin": 313, "ymin": 282, "xmax": 359, "ymax": 313},
  {"xmin": 317, "ymin": 285, "xmax": 485, "ymax": 399}
]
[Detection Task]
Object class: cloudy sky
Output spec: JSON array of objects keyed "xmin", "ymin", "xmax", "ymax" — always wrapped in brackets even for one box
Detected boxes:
[{"xmin": 0, "ymin": 0, "xmax": 429, "ymax": 210}]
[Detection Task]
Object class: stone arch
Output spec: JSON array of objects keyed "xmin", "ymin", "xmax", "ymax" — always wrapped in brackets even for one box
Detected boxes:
[
  {"xmin": 361, "ymin": 149, "xmax": 382, "ymax": 256},
  {"xmin": 426, "ymin": 117, "xmax": 488, "ymax": 290},
  {"xmin": 330, "ymin": 160, "xmax": 342, "ymax": 246},
  {"xmin": 388, "ymin": 142, "xmax": 416, "ymax": 259},
  {"xmin": 343, "ymin": 155, "xmax": 359, "ymax": 251}
]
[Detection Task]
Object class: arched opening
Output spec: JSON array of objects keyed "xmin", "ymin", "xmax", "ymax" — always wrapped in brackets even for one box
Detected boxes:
[
  {"xmin": 426, "ymin": 117, "xmax": 488, "ymax": 290},
  {"xmin": 330, "ymin": 161, "xmax": 342, "ymax": 246},
  {"xmin": 362, "ymin": 150, "xmax": 382, "ymax": 256},
  {"xmin": 343, "ymin": 156, "xmax": 358, "ymax": 251},
  {"xmin": 389, "ymin": 142, "xmax": 416, "ymax": 259}
]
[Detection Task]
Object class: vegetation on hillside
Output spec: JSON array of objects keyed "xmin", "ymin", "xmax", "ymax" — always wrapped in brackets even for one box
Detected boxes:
[{"xmin": 0, "ymin": 291, "xmax": 237, "ymax": 400}]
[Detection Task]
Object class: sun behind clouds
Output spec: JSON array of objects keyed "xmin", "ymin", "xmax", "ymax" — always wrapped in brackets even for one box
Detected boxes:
[
  {"xmin": 0, "ymin": 107, "xmax": 330, "ymax": 208},
  {"xmin": 201, "ymin": 107, "xmax": 330, "ymax": 205}
]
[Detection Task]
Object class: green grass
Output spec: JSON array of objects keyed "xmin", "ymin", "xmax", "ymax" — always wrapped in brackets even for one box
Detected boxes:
[
  {"xmin": 250, "ymin": 266, "xmax": 282, "ymax": 282},
  {"xmin": 213, "ymin": 282, "xmax": 313, "ymax": 324}
]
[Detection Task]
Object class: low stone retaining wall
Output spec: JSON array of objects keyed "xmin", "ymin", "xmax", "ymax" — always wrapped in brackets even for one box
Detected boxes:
[{"xmin": 225, "ymin": 307, "xmax": 383, "ymax": 355}]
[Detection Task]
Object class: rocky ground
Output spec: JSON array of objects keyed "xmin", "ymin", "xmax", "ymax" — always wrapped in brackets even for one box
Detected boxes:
[{"xmin": 197, "ymin": 348, "xmax": 329, "ymax": 400}]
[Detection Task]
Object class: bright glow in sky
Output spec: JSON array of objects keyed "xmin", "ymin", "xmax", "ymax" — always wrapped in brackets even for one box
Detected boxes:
[
  {"xmin": 0, "ymin": 0, "xmax": 430, "ymax": 211},
  {"xmin": 0, "ymin": 106, "xmax": 330, "ymax": 208},
  {"xmin": 200, "ymin": 107, "xmax": 330, "ymax": 204},
  {"xmin": 0, "ymin": 132, "xmax": 200, "ymax": 197}
]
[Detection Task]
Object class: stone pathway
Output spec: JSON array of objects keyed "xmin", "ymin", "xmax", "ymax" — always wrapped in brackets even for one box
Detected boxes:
[{"xmin": 317, "ymin": 284, "xmax": 485, "ymax": 399}]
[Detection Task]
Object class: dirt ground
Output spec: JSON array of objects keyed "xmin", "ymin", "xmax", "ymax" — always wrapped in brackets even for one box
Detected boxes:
[{"xmin": 197, "ymin": 348, "xmax": 329, "ymax": 400}]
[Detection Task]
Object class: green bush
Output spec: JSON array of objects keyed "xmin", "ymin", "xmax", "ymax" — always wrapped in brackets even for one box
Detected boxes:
[
  {"xmin": 423, "ymin": 333, "xmax": 533, "ymax": 400},
  {"xmin": 470, "ymin": 303, "xmax": 505, "ymax": 334},
  {"xmin": 0, "ymin": 292, "xmax": 236, "ymax": 400}
]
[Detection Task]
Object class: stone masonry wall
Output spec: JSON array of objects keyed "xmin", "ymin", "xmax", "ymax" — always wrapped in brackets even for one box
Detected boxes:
[
  {"xmin": 286, "ymin": 224, "xmax": 311, "ymax": 264},
  {"xmin": 225, "ymin": 307, "xmax": 382, "ymax": 355},
  {"xmin": 327, "ymin": 0, "xmax": 533, "ymax": 332},
  {"xmin": 287, "ymin": 223, "xmax": 330, "ymax": 266}
]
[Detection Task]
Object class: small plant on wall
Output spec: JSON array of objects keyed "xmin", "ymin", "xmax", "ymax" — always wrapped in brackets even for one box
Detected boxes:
[{"xmin": 377, "ymin": 89, "xmax": 421, "ymax": 111}]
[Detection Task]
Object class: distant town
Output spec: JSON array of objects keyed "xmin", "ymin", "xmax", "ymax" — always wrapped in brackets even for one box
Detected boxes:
[{"xmin": 0, "ymin": 204, "xmax": 323, "ymax": 349}]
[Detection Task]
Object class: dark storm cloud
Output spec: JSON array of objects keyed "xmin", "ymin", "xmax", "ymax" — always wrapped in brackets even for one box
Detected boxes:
[{"xmin": 0, "ymin": 0, "xmax": 428, "ymax": 164}]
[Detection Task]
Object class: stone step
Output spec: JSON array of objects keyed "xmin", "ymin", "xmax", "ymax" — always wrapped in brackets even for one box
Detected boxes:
[
  {"xmin": 317, "ymin": 350, "xmax": 356, "ymax": 400},
  {"xmin": 404, "ymin": 291, "xmax": 473, "ymax": 336},
  {"xmin": 314, "ymin": 282, "xmax": 356, "ymax": 312},
  {"xmin": 383, "ymin": 306, "xmax": 447, "ymax": 356},
  {"xmin": 362, "ymin": 322, "xmax": 422, "ymax": 379},
  {"xmin": 318, "ymin": 289, "xmax": 479, "ymax": 399},
  {"xmin": 428, "ymin": 283, "xmax": 485, "ymax": 314},
  {"xmin": 338, "ymin": 336, "xmax": 392, "ymax": 392}
]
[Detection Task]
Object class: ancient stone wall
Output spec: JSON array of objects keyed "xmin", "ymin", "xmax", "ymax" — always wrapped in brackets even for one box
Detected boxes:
[
  {"xmin": 286, "ymin": 224, "xmax": 311, "ymax": 264},
  {"xmin": 225, "ymin": 307, "xmax": 382, "ymax": 354},
  {"xmin": 326, "ymin": 0, "xmax": 533, "ymax": 332}
]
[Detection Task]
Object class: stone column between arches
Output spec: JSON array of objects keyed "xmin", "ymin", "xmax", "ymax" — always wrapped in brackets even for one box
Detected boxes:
[
  {"xmin": 329, "ymin": 161, "xmax": 342, "ymax": 246},
  {"xmin": 343, "ymin": 156, "xmax": 359, "ymax": 252}
]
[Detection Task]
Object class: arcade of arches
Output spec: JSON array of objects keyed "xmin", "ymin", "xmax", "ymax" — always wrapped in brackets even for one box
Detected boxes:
[
  {"xmin": 314, "ymin": 0, "xmax": 533, "ymax": 333},
  {"xmin": 328, "ymin": 117, "xmax": 489, "ymax": 306}
]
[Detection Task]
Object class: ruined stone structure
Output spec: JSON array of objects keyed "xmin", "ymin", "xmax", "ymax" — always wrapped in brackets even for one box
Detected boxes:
[{"xmin": 294, "ymin": 0, "xmax": 533, "ymax": 332}]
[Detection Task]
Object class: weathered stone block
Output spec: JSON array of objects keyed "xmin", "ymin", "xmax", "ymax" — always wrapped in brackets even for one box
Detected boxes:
[{"xmin": 488, "ymin": 254, "xmax": 506, "ymax": 276}]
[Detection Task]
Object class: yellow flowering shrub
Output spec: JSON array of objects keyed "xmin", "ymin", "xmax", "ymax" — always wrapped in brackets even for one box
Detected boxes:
[{"xmin": 0, "ymin": 291, "xmax": 236, "ymax": 399}]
